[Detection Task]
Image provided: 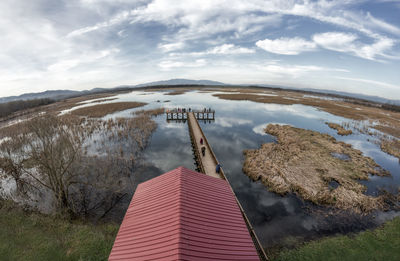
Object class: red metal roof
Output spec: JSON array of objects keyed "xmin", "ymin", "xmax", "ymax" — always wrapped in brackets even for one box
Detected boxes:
[{"xmin": 109, "ymin": 166, "xmax": 260, "ymax": 261}]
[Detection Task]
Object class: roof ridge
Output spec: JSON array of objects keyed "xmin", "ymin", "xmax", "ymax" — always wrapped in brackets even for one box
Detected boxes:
[{"xmin": 177, "ymin": 166, "xmax": 184, "ymax": 260}]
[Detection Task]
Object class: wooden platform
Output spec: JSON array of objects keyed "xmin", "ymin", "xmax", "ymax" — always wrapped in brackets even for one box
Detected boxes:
[{"xmin": 166, "ymin": 109, "xmax": 215, "ymax": 121}]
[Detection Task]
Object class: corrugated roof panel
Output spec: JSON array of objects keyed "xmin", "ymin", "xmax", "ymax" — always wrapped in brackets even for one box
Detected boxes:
[{"xmin": 109, "ymin": 166, "xmax": 260, "ymax": 261}]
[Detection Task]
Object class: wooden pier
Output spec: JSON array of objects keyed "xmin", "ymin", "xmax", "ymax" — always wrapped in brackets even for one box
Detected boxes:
[
  {"xmin": 186, "ymin": 111, "xmax": 268, "ymax": 260},
  {"xmin": 188, "ymin": 112, "xmax": 221, "ymax": 179}
]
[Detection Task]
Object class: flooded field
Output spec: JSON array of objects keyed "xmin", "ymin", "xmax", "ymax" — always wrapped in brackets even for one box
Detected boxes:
[{"xmin": 4, "ymin": 88, "xmax": 400, "ymax": 250}]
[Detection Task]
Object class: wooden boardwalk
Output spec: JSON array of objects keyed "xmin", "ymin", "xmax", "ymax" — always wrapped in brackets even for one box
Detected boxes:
[
  {"xmin": 187, "ymin": 112, "xmax": 222, "ymax": 179},
  {"xmin": 187, "ymin": 111, "xmax": 269, "ymax": 260}
]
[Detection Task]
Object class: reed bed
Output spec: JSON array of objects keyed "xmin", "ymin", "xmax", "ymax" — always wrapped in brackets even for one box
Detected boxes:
[{"xmin": 71, "ymin": 102, "xmax": 147, "ymax": 118}]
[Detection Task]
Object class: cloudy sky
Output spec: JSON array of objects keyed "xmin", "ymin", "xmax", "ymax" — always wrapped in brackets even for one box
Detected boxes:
[{"xmin": 1, "ymin": 0, "xmax": 400, "ymax": 99}]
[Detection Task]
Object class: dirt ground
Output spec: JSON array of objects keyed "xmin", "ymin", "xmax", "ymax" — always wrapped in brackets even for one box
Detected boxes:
[{"xmin": 243, "ymin": 124, "xmax": 390, "ymax": 213}]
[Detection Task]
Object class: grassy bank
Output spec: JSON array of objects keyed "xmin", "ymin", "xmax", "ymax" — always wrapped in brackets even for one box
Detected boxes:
[
  {"xmin": 0, "ymin": 201, "xmax": 119, "ymax": 261},
  {"xmin": 274, "ymin": 217, "xmax": 400, "ymax": 261}
]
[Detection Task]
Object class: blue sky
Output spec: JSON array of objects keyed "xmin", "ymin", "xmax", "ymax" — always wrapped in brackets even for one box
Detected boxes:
[{"xmin": 1, "ymin": 0, "xmax": 399, "ymax": 99}]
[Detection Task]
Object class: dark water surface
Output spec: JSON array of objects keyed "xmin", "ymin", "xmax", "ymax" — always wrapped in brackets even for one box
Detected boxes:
[{"xmin": 81, "ymin": 89, "xmax": 400, "ymax": 248}]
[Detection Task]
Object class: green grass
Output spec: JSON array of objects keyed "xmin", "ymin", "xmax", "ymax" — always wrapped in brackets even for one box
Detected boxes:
[
  {"xmin": 274, "ymin": 217, "xmax": 400, "ymax": 261},
  {"xmin": 0, "ymin": 200, "xmax": 119, "ymax": 261}
]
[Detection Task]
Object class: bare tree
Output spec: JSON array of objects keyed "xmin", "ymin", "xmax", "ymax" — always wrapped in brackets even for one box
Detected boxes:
[
  {"xmin": 0, "ymin": 132, "xmax": 29, "ymax": 194},
  {"xmin": 0, "ymin": 112, "xmax": 157, "ymax": 219},
  {"xmin": 0, "ymin": 115, "xmax": 84, "ymax": 215}
]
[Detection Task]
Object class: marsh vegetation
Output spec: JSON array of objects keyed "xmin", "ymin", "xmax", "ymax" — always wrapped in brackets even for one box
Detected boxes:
[
  {"xmin": 0, "ymin": 105, "xmax": 158, "ymax": 219},
  {"xmin": 243, "ymin": 124, "xmax": 390, "ymax": 213},
  {"xmin": 0, "ymin": 86, "xmax": 399, "ymax": 259},
  {"xmin": 213, "ymin": 87, "xmax": 400, "ymax": 164},
  {"xmin": 326, "ymin": 122, "xmax": 353, "ymax": 136},
  {"xmin": 71, "ymin": 102, "xmax": 147, "ymax": 118}
]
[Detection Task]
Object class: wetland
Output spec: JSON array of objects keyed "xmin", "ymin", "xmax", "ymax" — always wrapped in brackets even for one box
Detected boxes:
[{"xmin": 1, "ymin": 86, "xmax": 399, "ymax": 253}]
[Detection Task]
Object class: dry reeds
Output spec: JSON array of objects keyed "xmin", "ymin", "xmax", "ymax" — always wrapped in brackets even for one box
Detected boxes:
[
  {"xmin": 164, "ymin": 90, "xmax": 187, "ymax": 95},
  {"xmin": 243, "ymin": 124, "xmax": 389, "ymax": 213},
  {"xmin": 326, "ymin": 122, "xmax": 353, "ymax": 136},
  {"xmin": 71, "ymin": 102, "xmax": 147, "ymax": 118},
  {"xmin": 133, "ymin": 108, "xmax": 165, "ymax": 117}
]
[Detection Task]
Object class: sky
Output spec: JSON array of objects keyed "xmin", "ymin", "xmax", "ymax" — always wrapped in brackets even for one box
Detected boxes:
[{"xmin": 1, "ymin": 0, "xmax": 400, "ymax": 99}]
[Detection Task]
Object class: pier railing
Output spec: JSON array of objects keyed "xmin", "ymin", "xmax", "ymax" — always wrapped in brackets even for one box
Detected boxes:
[
  {"xmin": 166, "ymin": 109, "xmax": 215, "ymax": 121},
  {"xmin": 187, "ymin": 115, "xmax": 206, "ymax": 174}
]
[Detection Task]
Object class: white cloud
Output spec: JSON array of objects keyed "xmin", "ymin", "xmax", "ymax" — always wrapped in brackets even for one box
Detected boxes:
[
  {"xmin": 258, "ymin": 63, "xmax": 347, "ymax": 78},
  {"xmin": 207, "ymin": 44, "xmax": 254, "ymax": 54},
  {"xmin": 47, "ymin": 48, "xmax": 119, "ymax": 72},
  {"xmin": 63, "ymin": 1, "xmax": 399, "ymax": 62},
  {"xmin": 69, "ymin": 1, "xmax": 400, "ymax": 43},
  {"xmin": 313, "ymin": 32, "xmax": 396, "ymax": 60},
  {"xmin": 256, "ymin": 37, "xmax": 316, "ymax": 55},
  {"xmin": 67, "ymin": 10, "xmax": 132, "ymax": 38},
  {"xmin": 158, "ymin": 42, "xmax": 186, "ymax": 52},
  {"xmin": 336, "ymin": 77, "xmax": 400, "ymax": 90},
  {"xmin": 158, "ymin": 59, "xmax": 207, "ymax": 70},
  {"xmin": 256, "ymin": 32, "xmax": 397, "ymax": 61},
  {"xmin": 117, "ymin": 29, "xmax": 127, "ymax": 38},
  {"xmin": 365, "ymin": 12, "xmax": 400, "ymax": 36},
  {"xmin": 170, "ymin": 43, "xmax": 254, "ymax": 57},
  {"xmin": 312, "ymin": 32, "xmax": 357, "ymax": 52}
]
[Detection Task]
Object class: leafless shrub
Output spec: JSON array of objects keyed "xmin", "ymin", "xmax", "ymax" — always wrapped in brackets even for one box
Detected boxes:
[
  {"xmin": 0, "ymin": 115, "xmax": 86, "ymax": 215},
  {"xmin": 0, "ymin": 112, "xmax": 158, "ymax": 219}
]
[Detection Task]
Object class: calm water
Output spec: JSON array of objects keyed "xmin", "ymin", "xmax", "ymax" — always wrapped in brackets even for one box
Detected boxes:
[{"xmin": 80, "ymin": 89, "xmax": 400, "ymax": 248}]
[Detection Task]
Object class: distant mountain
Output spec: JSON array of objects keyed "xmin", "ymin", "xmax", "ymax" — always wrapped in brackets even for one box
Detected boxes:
[
  {"xmin": 0, "ymin": 79, "xmax": 225, "ymax": 104},
  {"xmin": 254, "ymin": 84, "xmax": 400, "ymax": 106},
  {"xmin": 1, "ymin": 79, "xmax": 399, "ymax": 106},
  {"xmin": 0, "ymin": 90, "xmax": 80, "ymax": 103},
  {"xmin": 301, "ymin": 88, "xmax": 400, "ymax": 105},
  {"xmin": 134, "ymin": 78, "xmax": 225, "ymax": 87},
  {"xmin": 0, "ymin": 88, "xmax": 118, "ymax": 104}
]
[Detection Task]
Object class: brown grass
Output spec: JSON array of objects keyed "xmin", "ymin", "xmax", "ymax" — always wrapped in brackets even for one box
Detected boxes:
[
  {"xmin": 213, "ymin": 89, "xmax": 400, "ymax": 158},
  {"xmin": 89, "ymin": 98, "xmax": 118, "ymax": 103},
  {"xmin": 133, "ymin": 107, "xmax": 165, "ymax": 117},
  {"xmin": 326, "ymin": 122, "xmax": 353, "ymax": 136},
  {"xmin": 46, "ymin": 93, "xmax": 120, "ymax": 114},
  {"xmin": 380, "ymin": 138, "xmax": 400, "ymax": 161},
  {"xmin": 164, "ymin": 90, "xmax": 187, "ymax": 95},
  {"xmin": 213, "ymin": 93, "xmax": 296, "ymax": 105},
  {"xmin": 71, "ymin": 102, "xmax": 147, "ymax": 118},
  {"xmin": 213, "ymin": 90, "xmax": 400, "ymax": 122},
  {"xmin": 374, "ymin": 125, "xmax": 400, "ymax": 139},
  {"xmin": 243, "ymin": 124, "xmax": 389, "ymax": 213},
  {"xmin": 0, "ymin": 120, "xmax": 29, "ymax": 139}
]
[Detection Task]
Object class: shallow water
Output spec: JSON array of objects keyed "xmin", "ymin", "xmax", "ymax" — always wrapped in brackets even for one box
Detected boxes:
[{"xmin": 86, "ymin": 89, "xmax": 400, "ymax": 247}]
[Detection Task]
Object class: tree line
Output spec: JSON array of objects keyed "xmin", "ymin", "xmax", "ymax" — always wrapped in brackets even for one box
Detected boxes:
[
  {"xmin": 381, "ymin": 103, "xmax": 400, "ymax": 112},
  {"xmin": 0, "ymin": 98, "xmax": 54, "ymax": 118}
]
